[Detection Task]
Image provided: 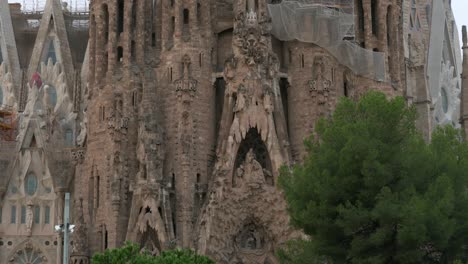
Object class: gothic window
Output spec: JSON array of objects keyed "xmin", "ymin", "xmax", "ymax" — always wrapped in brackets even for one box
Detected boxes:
[
  {"xmin": 132, "ymin": 0, "xmax": 138, "ymax": 30},
  {"xmin": 0, "ymin": 85, "xmax": 3, "ymax": 106},
  {"xmin": 371, "ymin": 0, "xmax": 378, "ymax": 36},
  {"xmin": 118, "ymin": 0, "xmax": 125, "ymax": 34},
  {"xmin": 197, "ymin": 2, "xmax": 201, "ymax": 22},
  {"xmin": 183, "ymin": 9, "xmax": 189, "ymax": 24},
  {"xmin": 48, "ymin": 85, "xmax": 57, "ymax": 107},
  {"xmin": 441, "ymin": 88, "xmax": 449, "ymax": 113},
  {"xmin": 21, "ymin": 206, "xmax": 26, "ymax": 224},
  {"xmin": 410, "ymin": 0, "xmax": 421, "ymax": 31},
  {"xmin": 11, "ymin": 205, "xmax": 16, "ymax": 223},
  {"xmin": 117, "ymin": 47, "xmax": 124, "ymax": 63},
  {"xmin": 65, "ymin": 129, "xmax": 73, "ymax": 147},
  {"xmin": 0, "ymin": 47, "xmax": 3, "ymax": 64},
  {"xmin": 102, "ymin": 4, "xmax": 109, "ymax": 44},
  {"xmin": 44, "ymin": 206, "xmax": 50, "ymax": 224},
  {"xmin": 25, "ymin": 174, "xmax": 38, "ymax": 196},
  {"xmin": 236, "ymin": 222, "xmax": 266, "ymax": 251},
  {"xmin": 301, "ymin": 54, "xmax": 305, "ymax": 68},
  {"xmin": 34, "ymin": 206, "xmax": 40, "ymax": 224},
  {"xmin": 44, "ymin": 40, "xmax": 57, "ymax": 64},
  {"xmin": 357, "ymin": 0, "xmax": 364, "ymax": 33},
  {"xmin": 387, "ymin": 5, "xmax": 392, "ymax": 47}
]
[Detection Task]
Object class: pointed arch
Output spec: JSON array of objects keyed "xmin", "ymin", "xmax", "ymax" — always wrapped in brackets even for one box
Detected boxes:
[{"xmin": 233, "ymin": 128, "xmax": 274, "ymax": 187}]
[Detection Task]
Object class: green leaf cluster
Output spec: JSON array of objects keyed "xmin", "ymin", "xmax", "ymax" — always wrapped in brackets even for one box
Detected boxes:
[
  {"xmin": 279, "ymin": 92, "xmax": 468, "ymax": 264},
  {"xmin": 92, "ymin": 241, "xmax": 215, "ymax": 264}
]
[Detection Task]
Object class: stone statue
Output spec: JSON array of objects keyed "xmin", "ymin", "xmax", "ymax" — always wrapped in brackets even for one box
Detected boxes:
[
  {"xmin": 26, "ymin": 200, "xmax": 34, "ymax": 236},
  {"xmin": 236, "ymin": 149, "xmax": 265, "ymax": 188},
  {"xmin": 77, "ymin": 111, "xmax": 88, "ymax": 147}
]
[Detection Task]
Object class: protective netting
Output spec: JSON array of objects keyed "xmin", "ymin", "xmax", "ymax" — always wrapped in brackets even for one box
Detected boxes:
[
  {"xmin": 7, "ymin": 0, "xmax": 89, "ymax": 12},
  {"xmin": 268, "ymin": 0, "xmax": 386, "ymax": 81}
]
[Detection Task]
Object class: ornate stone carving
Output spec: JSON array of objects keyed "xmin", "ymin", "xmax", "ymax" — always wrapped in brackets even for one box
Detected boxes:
[
  {"xmin": 136, "ymin": 113, "xmax": 164, "ymax": 184},
  {"xmin": 71, "ymin": 198, "xmax": 89, "ymax": 259},
  {"xmin": 236, "ymin": 149, "xmax": 266, "ymax": 189},
  {"xmin": 9, "ymin": 240, "xmax": 48, "ymax": 263},
  {"xmin": 26, "ymin": 200, "xmax": 33, "ymax": 236},
  {"xmin": 0, "ymin": 63, "xmax": 17, "ymax": 110},
  {"xmin": 233, "ymin": 11, "xmax": 272, "ymax": 66},
  {"xmin": 174, "ymin": 55, "xmax": 198, "ymax": 97},
  {"xmin": 308, "ymin": 56, "xmax": 332, "ymax": 105}
]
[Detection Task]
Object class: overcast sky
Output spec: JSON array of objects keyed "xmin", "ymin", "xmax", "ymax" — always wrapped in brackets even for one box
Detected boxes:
[{"xmin": 452, "ymin": 0, "xmax": 467, "ymax": 48}]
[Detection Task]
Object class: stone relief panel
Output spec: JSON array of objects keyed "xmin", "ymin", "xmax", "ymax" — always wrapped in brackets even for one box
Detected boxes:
[{"xmin": 0, "ymin": 62, "xmax": 17, "ymax": 110}]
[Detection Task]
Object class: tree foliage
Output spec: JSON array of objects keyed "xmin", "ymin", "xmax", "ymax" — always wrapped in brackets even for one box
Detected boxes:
[
  {"xmin": 92, "ymin": 242, "xmax": 215, "ymax": 264},
  {"xmin": 279, "ymin": 92, "xmax": 468, "ymax": 264}
]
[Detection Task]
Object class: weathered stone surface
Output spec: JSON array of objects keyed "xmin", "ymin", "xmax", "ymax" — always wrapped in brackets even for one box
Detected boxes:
[{"xmin": 0, "ymin": 0, "xmax": 463, "ymax": 263}]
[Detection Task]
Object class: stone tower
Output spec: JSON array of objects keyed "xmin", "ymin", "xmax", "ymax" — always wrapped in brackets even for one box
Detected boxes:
[
  {"xmin": 155, "ymin": 0, "xmax": 216, "ymax": 248},
  {"xmin": 196, "ymin": 1, "xmax": 296, "ymax": 262}
]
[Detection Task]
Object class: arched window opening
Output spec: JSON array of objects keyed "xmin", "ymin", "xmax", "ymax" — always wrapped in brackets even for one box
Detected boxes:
[
  {"xmin": 0, "ymin": 207, "xmax": 2, "ymax": 224},
  {"xmin": 214, "ymin": 77, "xmax": 225, "ymax": 144},
  {"xmin": 103, "ymin": 52, "xmax": 108, "ymax": 78},
  {"xmin": 132, "ymin": 1, "xmax": 138, "ymax": 30},
  {"xmin": 152, "ymin": 33, "xmax": 156, "ymax": 47},
  {"xmin": 25, "ymin": 174, "xmax": 38, "ymax": 196},
  {"xmin": 171, "ymin": 173, "xmax": 175, "ymax": 189},
  {"xmin": 196, "ymin": 173, "xmax": 201, "ymax": 184},
  {"xmin": 104, "ymin": 227, "xmax": 108, "ymax": 249},
  {"xmin": 371, "ymin": 0, "xmax": 378, "ymax": 36},
  {"xmin": 47, "ymin": 85, "xmax": 57, "ymax": 108},
  {"xmin": 197, "ymin": 2, "xmax": 202, "ymax": 22},
  {"xmin": 170, "ymin": 67, "xmax": 173, "ymax": 82},
  {"xmin": 10, "ymin": 205, "xmax": 16, "ymax": 223},
  {"xmin": 44, "ymin": 206, "xmax": 50, "ymax": 224},
  {"xmin": 34, "ymin": 206, "xmax": 40, "ymax": 224},
  {"xmin": 279, "ymin": 78, "xmax": 290, "ymax": 135},
  {"xmin": 183, "ymin": 9, "xmax": 189, "ymax": 25},
  {"xmin": 170, "ymin": 0, "xmax": 174, "ymax": 7},
  {"xmin": 21, "ymin": 206, "xmax": 26, "ymax": 224},
  {"xmin": 441, "ymin": 88, "xmax": 449, "ymax": 113},
  {"xmin": 96, "ymin": 176, "xmax": 100, "ymax": 208},
  {"xmin": 65, "ymin": 129, "xmax": 73, "ymax": 147},
  {"xmin": 344, "ymin": 80, "xmax": 349, "ymax": 97},
  {"xmin": 357, "ymin": 0, "xmax": 364, "ymax": 33},
  {"xmin": 234, "ymin": 128, "xmax": 274, "ymax": 187},
  {"xmin": 117, "ymin": 47, "xmax": 124, "ymax": 63},
  {"xmin": 301, "ymin": 54, "xmax": 305, "ymax": 68},
  {"xmin": 102, "ymin": 4, "xmax": 109, "ymax": 43},
  {"xmin": 387, "ymin": 5, "xmax": 392, "ymax": 48},
  {"xmin": 0, "ymin": 48, "xmax": 3, "ymax": 64},
  {"xmin": 44, "ymin": 40, "xmax": 57, "ymax": 64},
  {"xmin": 131, "ymin": 41, "xmax": 136, "ymax": 62},
  {"xmin": 0, "ymin": 85, "xmax": 3, "ymax": 106},
  {"xmin": 132, "ymin": 90, "xmax": 138, "ymax": 107},
  {"xmin": 199, "ymin": 53, "xmax": 203, "ymax": 67},
  {"xmin": 117, "ymin": 0, "xmax": 125, "ymax": 34}
]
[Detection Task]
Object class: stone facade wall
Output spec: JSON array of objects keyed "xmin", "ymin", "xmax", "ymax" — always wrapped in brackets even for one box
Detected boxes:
[{"xmin": 0, "ymin": 0, "xmax": 463, "ymax": 263}]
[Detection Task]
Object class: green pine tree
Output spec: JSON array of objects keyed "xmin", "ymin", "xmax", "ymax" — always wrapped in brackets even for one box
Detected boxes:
[
  {"xmin": 279, "ymin": 92, "xmax": 468, "ymax": 264},
  {"xmin": 91, "ymin": 241, "xmax": 215, "ymax": 264}
]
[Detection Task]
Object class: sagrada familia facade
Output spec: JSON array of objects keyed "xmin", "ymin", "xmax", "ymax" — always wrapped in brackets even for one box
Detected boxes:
[{"xmin": 0, "ymin": 0, "xmax": 462, "ymax": 263}]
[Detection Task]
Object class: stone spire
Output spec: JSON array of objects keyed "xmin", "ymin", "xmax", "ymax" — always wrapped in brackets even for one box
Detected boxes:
[{"xmin": 461, "ymin": 26, "xmax": 468, "ymax": 137}]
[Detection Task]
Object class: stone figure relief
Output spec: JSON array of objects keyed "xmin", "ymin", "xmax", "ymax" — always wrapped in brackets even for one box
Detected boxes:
[
  {"xmin": 236, "ymin": 149, "xmax": 266, "ymax": 189},
  {"xmin": 76, "ymin": 110, "xmax": 88, "ymax": 147},
  {"xmin": 136, "ymin": 114, "xmax": 164, "ymax": 184},
  {"xmin": 175, "ymin": 54, "xmax": 198, "ymax": 97},
  {"xmin": 308, "ymin": 56, "xmax": 333, "ymax": 105},
  {"xmin": 0, "ymin": 63, "xmax": 17, "ymax": 109},
  {"xmin": 71, "ymin": 198, "xmax": 88, "ymax": 256},
  {"xmin": 26, "ymin": 200, "xmax": 34, "ymax": 236}
]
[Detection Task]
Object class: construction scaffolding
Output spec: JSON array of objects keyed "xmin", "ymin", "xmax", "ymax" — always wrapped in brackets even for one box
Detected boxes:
[
  {"xmin": 268, "ymin": 0, "xmax": 386, "ymax": 81},
  {"xmin": 0, "ymin": 106, "xmax": 17, "ymax": 141}
]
